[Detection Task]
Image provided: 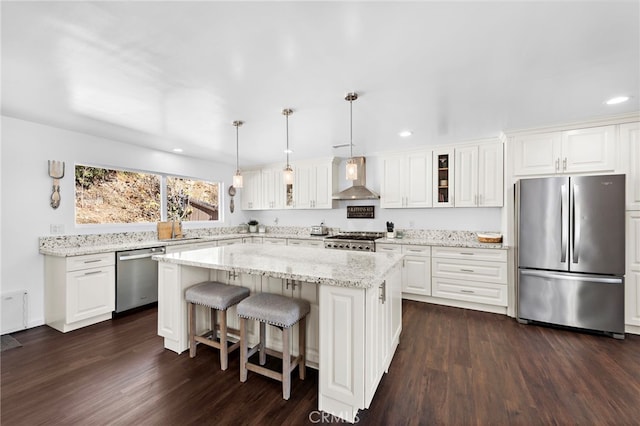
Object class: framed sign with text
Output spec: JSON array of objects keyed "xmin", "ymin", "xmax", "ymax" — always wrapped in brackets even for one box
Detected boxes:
[{"xmin": 347, "ymin": 205, "xmax": 375, "ymax": 219}]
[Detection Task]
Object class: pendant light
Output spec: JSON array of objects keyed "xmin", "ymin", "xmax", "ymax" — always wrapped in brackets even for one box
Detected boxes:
[
  {"xmin": 232, "ymin": 120, "xmax": 244, "ymax": 188},
  {"xmin": 345, "ymin": 92, "xmax": 358, "ymax": 181},
  {"xmin": 282, "ymin": 108, "xmax": 294, "ymax": 185}
]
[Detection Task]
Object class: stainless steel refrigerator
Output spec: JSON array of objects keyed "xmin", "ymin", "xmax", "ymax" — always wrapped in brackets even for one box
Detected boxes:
[{"xmin": 516, "ymin": 174, "xmax": 625, "ymax": 338}]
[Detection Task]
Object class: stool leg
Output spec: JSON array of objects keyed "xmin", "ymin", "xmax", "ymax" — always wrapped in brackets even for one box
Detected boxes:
[
  {"xmin": 298, "ymin": 317, "xmax": 306, "ymax": 380},
  {"xmin": 210, "ymin": 307, "xmax": 217, "ymax": 338},
  {"xmin": 188, "ymin": 302, "xmax": 196, "ymax": 358},
  {"xmin": 219, "ymin": 308, "xmax": 228, "ymax": 370},
  {"xmin": 282, "ymin": 326, "xmax": 291, "ymax": 400},
  {"xmin": 240, "ymin": 317, "xmax": 248, "ymax": 383},
  {"xmin": 259, "ymin": 322, "xmax": 266, "ymax": 366}
]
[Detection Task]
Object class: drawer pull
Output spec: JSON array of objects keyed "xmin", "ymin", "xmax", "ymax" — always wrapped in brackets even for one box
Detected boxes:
[
  {"xmin": 460, "ymin": 289, "xmax": 475, "ymax": 294},
  {"xmin": 460, "ymin": 269, "xmax": 475, "ymax": 273},
  {"xmin": 83, "ymin": 270, "xmax": 103, "ymax": 276},
  {"xmin": 459, "ymin": 252, "xmax": 474, "ymax": 256},
  {"xmin": 84, "ymin": 259, "xmax": 102, "ymax": 263}
]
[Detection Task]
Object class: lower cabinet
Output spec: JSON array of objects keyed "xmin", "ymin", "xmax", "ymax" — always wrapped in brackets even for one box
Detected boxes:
[
  {"xmin": 318, "ymin": 264, "xmax": 402, "ymax": 422},
  {"xmin": 377, "ymin": 243, "xmax": 431, "ymax": 296},
  {"xmin": 626, "ymin": 211, "xmax": 640, "ymax": 330},
  {"xmin": 45, "ymin": 252, "xmax": 115, "ymax": 333},
  {"xmin": 287, "ymin": 238, "xmax": 324, "ymax": 248}
]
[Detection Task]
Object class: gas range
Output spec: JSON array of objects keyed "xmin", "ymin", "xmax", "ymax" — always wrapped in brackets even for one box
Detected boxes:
[{"xmin": 324, "ymin": 232, "xmax": 385, "ymax": 252}]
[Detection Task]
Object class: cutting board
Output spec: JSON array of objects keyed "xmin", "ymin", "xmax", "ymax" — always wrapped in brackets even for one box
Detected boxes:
[{"xmin": 157, "ymin": 221, "xmax": 182, "ymax": 240}]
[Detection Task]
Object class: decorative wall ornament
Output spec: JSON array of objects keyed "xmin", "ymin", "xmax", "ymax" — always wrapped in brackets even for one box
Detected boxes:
[{"xmin": 48, "ymin": 160, "xmax": 65, "ymax": 209}]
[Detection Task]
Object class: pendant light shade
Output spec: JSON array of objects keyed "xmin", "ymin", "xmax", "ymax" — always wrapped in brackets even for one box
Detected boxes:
[
  {"xmin": 282, "ymin": 108, "xmax": 294, "ymax": 185},
  {"xmin": 232, "ymin": 120, "xmax": 243, "ymax": 188},
  {"xmin": 345, "ymin": 92, "xmax": 358, "ymax": 181}
]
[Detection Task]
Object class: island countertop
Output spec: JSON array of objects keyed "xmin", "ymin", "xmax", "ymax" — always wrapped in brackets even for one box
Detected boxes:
[{"xmin": 153, "ymin": 243, "xmax": 403, "ymax": 289}]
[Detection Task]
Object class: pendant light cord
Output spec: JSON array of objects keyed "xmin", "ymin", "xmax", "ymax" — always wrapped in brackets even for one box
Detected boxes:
[
  {"xmin": 286, "ymin": 112, "xmax": 290, "ymax": 167},
  {"xmin": 236, "ymin": 124, "xmax": 239, "ymax": 172},
  {"xmin": 349, "ymin": 97, "xmax": 353, "ymax": 159}
]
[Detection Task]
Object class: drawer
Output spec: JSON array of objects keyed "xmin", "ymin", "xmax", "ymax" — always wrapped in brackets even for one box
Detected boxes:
[
  {"xmin": 218, "ymin": 238, "xmax": 243, "ymax": 246},
  {"xmin": 287, "ymin": 239, "xmax": 323, "ymax": 248},
  {"xmin": 401, "ymin": 245, "xmax": 431, "ymax": 256},
  {"xmin": 431, "ymin": 257, "xmax": 507, "ymax": 285},
  {"xmin": 432, "ymin": 277, "xmax": 507, "ymax": 307},
  {"xmin": 66, "ymin": 252, "xmax": 114, "ymax": 272},
  {"xmin": 263, "ymin": 238, "xmax": 287, "ymax": 245},
  {"xmin": 376, "ymin": 244, "xmax": 402, "ymax": 253},
  {"xmin": 431, "ymin": 246, "xmax": 507, "ymax": 262}
]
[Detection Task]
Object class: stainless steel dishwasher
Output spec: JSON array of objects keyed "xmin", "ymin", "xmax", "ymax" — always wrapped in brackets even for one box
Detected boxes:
[{"xmin": 115, "ymin": 246, "xmax": 165, "ymax": 313}]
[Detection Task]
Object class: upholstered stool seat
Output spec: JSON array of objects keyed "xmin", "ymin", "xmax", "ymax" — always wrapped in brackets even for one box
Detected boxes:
[
  {"xmin": 185, "ymin": 281, "xmax": 250, "ymax": 370},
  {"xmin": 237, "ymin": 292, "xmax": 310, "ymax": 400}
]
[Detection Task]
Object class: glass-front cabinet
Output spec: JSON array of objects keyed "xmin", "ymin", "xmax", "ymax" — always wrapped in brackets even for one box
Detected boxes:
[{"xmin": 433, "ymin": 147, "xmax": 454, "ymax": 207}]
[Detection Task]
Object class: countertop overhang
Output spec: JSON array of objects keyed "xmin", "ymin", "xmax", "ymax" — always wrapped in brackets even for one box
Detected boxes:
[{"xmin": 153, "ymin": 243, "xmax": 404, "ymax": 289}]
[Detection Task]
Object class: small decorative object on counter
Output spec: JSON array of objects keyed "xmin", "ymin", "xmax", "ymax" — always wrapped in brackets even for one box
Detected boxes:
[
  {"xmin": 248, "ymin": 219, "xmax": 259, "ymax": 233},
  {"xmin": 239, "ymin": 223, "xmax": 249, "ymax": 234},
  {"xmin": 477, "ymin": 232, "xmax": 502, "ymax": 243},
  {"xmin": 386, "ymin": 221, "xmax": 395, "ymax": 239},
  {"xmin": 258, "ymin": 225, "xmax": 266, "ymax": 234},
  {"xmin": 48, "ymin": 160, "xmax": 65, "ymax": 209}
]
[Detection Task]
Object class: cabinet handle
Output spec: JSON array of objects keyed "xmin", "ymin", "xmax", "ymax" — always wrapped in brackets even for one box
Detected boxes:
[
  {"xmin": 83, "ymin": 270, "xmax": 103, "ymax": 276},
  {"xmin": 460, "ymin": 289, "xmax": 475, "ymax": 294},
  {"xmin": 459, "ymin": 252, "xmax": 474, "ymax": 255},
  {"xmin": 83, "ymin": 259, "xmax": 102, "ymax": 264},
  {"xmin": 460, "ymin": 269, "xmax": 475, "ymax": 273},
  {"xmin": 563, "ymin": 158, "xmax": 567, "ymax": 171},
  {"xmin": 555, "ymin": 158, "xmax": 560, "ymax": 172},
  {"xmin": 379, "ymin": 280, "xmax": 386, "ymax": 303}
]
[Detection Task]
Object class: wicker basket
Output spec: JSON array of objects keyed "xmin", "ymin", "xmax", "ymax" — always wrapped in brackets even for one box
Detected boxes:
[{"xmin": 477, "ymin": 233, "xmax": 502, "ymax": 243}]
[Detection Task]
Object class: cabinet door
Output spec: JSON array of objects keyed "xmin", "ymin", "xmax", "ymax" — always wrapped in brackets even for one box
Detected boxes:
[
  {"xmin": 66, "ymin": 266, "xmax": 115, "ymax": 323},
  {"xmin": 241, "ymin": 170, "xmax": 262, "ymax": 210},
  {"xmin": 433, "ymin": 148, "xmax": 455, "ymax": 207},
  {"xmin": 402, "ymin": 255, "xmax": 431, "ymax": 295},
  {"xmin": 406, "ymin": 151, "xmax": 432, "ymax": 208},
  {"xmin": 454, "ymin": 146, "xmax": 478, "ymax": 207},
  {"xmin": 294, "ymin": 164, "xmax": 313, "ymax": 209},
  {"xmin": 380, "ymin": 154, "xmax": 404, "ymax": 208},
  {"xmin": 562, "ymin": 125, "xmax": 616, "ymax": 173},
  {"xmin": 314, "ymin": 162, "xmax": 333, "ymax": 209},
  {"xmin": 626, "ymin": 212, "xmax": 640, "ymax": 326},
  {"xmin": 478, "ymin": 142, "xmax": 504, "ymax": 207},
  {"xmin": 621, "ymin": 122, "xmax": 640, "ymax": 210},
  {"xmin": 512, "ymin": 132, "xmax": 562, "ymax": 176},
  {"xmin": 261, "ymin": 168, "xmax": 284, "ymax": 209}
]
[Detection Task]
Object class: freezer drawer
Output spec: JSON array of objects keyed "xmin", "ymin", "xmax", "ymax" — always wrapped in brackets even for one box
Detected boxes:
[{"xmin": 518, "ymin": 269, "xmax": 624, "ymax": 335}]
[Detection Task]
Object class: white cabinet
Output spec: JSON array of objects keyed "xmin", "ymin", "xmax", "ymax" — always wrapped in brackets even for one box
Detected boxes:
[
  {"xmin": 165, "ymin": 240, "xmax": 217, "ymax": 253},
  {"xmin": 621, "ymin": 122, "xmax": 640, "ymax": 210},
  {"xmin": 287, "ymin": 238, "xmax": 324, "ymax": 248},
  {"xmin": 295, "ymin": 159, "xmax": 338, "ymax": 209},
  {"xmin": 261, "ymin": 168, "xmax": 286, "ymax": 210},
  {"xmin": 240, "ymin": 170, "xmax": 262, "ymax": 210},
  {"xmin": 512, "ymin": 125, "xmax": 616, "ymax": 176},
  {"xmin": 626, "ymin": 211, "xmax": 640, "ymax": 328},
  {"xmin": 402, "ymin": 245, "xmax": 431, "ymax": 296},
  {"xmin": 380, "ymin": 150, "xmax": 432, "ymax": 208},
  {"xmin": 455, "ymin": 141, "xmax": 504, "ymax": 207},
  {"xmin": 433, "ymin": 148, "xmax": 455, "ymax": 207},
  {"xmin": 431, "ymin": 247, "xmax": 508, "ymax": 307},
  {"xmin": 45, "ymin": 252, "xmax": 115, "ymax": 333},
  {"xmin": 262, "ymin": 237, "xmax": 286, "ymax": 245},
  {"xmin": 217, "ymin": 238, "xmax": 243, "ymax": 246}
]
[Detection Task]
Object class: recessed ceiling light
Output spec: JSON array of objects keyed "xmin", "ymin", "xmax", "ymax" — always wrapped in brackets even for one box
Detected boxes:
[
  {"xmin": 399, "ymin": 130, "xmax": 413, "ymax": 138},
  {"xmin": 172, "ymin": 148, "xmax": 183, "ymax": 153},
  {"xmin": 605, "ymin": 96, "xmax": 630, "ymax": 105}
]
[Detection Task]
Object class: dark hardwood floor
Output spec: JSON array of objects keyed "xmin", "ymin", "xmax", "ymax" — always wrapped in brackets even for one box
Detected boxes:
[{"xmin": 2, "ymin": 301, "xmax": 639, "ymax": 425}]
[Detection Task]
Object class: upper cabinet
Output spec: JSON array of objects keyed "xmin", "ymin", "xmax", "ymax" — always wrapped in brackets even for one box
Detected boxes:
[
  {"xmin": 294, "ymin": 158, "xmax": 338, "ymax": 209},
  {"xmin": 381, "ymin": 150, "xmax": 432, "ymax": 208},
  {"xmin": 455, "ymin": 141, "xmax": 504, "ymax": 207},
  {"xmin": 433, "ymin": 147, "xmax": 455, "ymax": 207},
  {"xmin": 261, "ymin": 168, "xmax": 286, "ymax": 210},
  {"xmin": 512, "ymin": 125, "xmax": 616, "ymax": 176},
  {"xmin": 240, "ymin": 170, "xmax": 262, "ymax": 210},
  {"xmin": 621, "ymin": 122, "xmax": 640, "ymax": 210}
]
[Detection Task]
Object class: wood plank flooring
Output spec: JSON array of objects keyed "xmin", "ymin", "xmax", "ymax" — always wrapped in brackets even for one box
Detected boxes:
[{"xmin": 2, "ymin": 301, "xmax": 639, "ymax": 425}]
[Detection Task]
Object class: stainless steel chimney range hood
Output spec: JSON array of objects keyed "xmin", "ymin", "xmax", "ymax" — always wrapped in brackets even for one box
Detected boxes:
[{"xmin": 333, "ymin": 157, "xmax": 380, "ymax": 200}]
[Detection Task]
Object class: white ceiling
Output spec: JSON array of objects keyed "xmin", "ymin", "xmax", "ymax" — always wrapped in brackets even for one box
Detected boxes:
[{"xmin": 2, "ymin": 1, "xmax": 639, "ymax": 167}]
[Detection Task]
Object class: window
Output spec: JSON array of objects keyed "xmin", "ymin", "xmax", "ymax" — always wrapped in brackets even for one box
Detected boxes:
[
  {"xmin": 166, "ymin": 176, "xmax": 219, "ymax": 222},
  {"xmin": 75, "ymin": 165, "xmax": 161, "ymax": 224}
]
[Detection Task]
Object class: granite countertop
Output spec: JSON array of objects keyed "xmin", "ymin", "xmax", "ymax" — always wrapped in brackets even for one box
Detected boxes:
[
  {"xmin": 39, "ymin": 233, "xmax": 328, "ymax": 257},
  {"xmin": 153, "ymin": 243, "xmax": 403, "ymax": 289},
  {"xmin": 376, "ymin": 237, "xmax": 505, "ymax": 249}
]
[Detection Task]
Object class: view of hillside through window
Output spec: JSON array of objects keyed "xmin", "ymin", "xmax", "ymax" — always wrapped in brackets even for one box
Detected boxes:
[{"xmin": 75, "ymin": 165, "xmax": 220, "ymax": 224}]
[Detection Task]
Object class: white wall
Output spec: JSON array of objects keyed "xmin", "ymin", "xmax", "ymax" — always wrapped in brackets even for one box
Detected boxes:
[
  {"xmin": 0, "ymin": 116, "xmax": 245, "ymax": 328},
  {"xmin": 249, "ymin": 156, "xmax": 502, "ymax": 232}
]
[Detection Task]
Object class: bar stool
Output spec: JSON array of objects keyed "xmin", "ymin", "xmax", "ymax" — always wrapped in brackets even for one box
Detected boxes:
[
  {"xmin": 237, "ymin": 292, "xmax": 310, "ymax": 400},
  {"xmin": 185, "ymin": 281, "xmax": 250, "ymax": 370}
]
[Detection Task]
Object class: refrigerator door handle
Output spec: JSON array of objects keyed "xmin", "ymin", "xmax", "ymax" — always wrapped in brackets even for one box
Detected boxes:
[
  {"xmin": 520, "ymin": 269, "xmax": 623, "ymax": 284},
  {"xmin": 573, "ymin": 184, "xmax": 581, "ymax": 264},
  {"xmin": 561, "ymin": 184, "xmax": 568, "ymax": 264}
]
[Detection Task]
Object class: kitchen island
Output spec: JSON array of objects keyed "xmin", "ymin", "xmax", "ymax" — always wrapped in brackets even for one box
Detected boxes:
[{"xmin": 153, "ymin": 243, "xmax": 403, "ymax": 423}]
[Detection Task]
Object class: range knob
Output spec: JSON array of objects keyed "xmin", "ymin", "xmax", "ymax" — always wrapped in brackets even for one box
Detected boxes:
[
  {"xmin": 364, "ymin": 246, "xmax": 371, "ymax": 251},
  {"xmin": 357, "ymin": 245, "xmax": 364, "ymax": 250}
]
